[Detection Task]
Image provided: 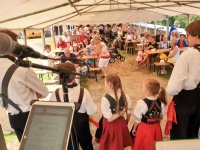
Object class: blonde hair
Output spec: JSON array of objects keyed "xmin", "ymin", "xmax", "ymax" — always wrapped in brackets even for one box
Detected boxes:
[{"xmin": 174, "ymin": 20, "xmax": 180, "ymax": 26}]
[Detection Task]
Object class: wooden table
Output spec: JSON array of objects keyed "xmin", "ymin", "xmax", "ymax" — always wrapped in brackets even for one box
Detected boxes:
[{"xmin": 145, "ymin": 49, "xmax": 171, "ymax": 55}]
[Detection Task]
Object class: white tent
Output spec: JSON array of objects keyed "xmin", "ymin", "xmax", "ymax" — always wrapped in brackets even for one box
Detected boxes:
[{"xmin": 0, "ymin": 0, "xmax": 200, "ymax": 29}]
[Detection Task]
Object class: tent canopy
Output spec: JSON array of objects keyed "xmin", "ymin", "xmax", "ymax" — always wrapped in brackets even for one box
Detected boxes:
[{"xmin": 0, "ymin": 0, "xmax": 200, "ymax": 29}]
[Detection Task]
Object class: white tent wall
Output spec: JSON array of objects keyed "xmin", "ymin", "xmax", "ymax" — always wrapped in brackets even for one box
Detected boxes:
[{"xmin": 0, "ymin": 0, "xmax": 200, "ymax": 29}]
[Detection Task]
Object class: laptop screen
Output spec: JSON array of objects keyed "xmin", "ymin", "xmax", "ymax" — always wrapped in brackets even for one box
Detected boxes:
[{"xmin": 19, "ymin": 102, "xmax": 74, "ymax": 150}]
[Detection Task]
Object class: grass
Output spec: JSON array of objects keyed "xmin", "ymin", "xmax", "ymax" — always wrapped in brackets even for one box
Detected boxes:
[{"xmin": 4, "ymin": 132, "xmax": 17, "ymax": 142}]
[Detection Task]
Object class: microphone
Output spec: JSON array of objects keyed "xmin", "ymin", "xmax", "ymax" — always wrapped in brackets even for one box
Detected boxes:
[{"xmin": 12, "ymin": 43, "xmax": 50, "ymax": 59}]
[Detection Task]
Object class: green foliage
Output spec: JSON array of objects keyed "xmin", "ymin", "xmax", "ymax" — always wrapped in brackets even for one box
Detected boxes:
[{"xmin": 157, "ymin": 16, "xmax": 200, "ymax": 28}]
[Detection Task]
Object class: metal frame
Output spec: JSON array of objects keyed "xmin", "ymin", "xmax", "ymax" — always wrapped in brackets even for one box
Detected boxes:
[{"xmin": 0, "ymin": 0, "xmax": 199, "ymax": 30}]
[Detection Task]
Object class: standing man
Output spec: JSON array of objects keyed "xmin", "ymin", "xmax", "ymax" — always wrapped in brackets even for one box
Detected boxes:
[
  {"xmin": 167, "ymin": 20, "xmax": 200, "ymax": 139},
  {"xmin": 168, "ymin": 20, "xmax": 180, "ymax": 40},
  {"xmin": 0, "ymin": 31, "xmax": 48, "ymax": 141}
]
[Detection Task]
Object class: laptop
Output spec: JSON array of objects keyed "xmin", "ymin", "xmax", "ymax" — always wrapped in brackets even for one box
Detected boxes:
[
  {"xmin": 19, "ymin": 101, "xmax": 75, "ymax": 150},
  {"xmin": 0, "ymin": 124, "xmax": 7, "ymax": 150}
]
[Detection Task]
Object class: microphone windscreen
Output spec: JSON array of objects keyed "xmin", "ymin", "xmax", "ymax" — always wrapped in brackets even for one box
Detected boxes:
[{"xmin": 0, "ymin": 33, "xmax": 16, "ymax": 56}]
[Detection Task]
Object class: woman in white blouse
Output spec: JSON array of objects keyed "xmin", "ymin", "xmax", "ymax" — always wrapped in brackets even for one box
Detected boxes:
[{"xmin": 167, "ymin": 20, "xmax": 200, "ymax": 140}]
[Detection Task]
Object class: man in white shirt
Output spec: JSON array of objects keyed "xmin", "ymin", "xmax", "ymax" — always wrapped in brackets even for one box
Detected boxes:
[
  {"xmin": 167, "ymin": 20, "xmax": 200, "ymax": 140},
  {"xmin": 0, "ymin": 31, "xmax": 48, "ymax": 141}
]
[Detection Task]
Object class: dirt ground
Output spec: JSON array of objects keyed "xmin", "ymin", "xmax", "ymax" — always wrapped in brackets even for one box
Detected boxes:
[{"xmin": 4, "ymin": 51, "xmax": 172, "ymax": 150}]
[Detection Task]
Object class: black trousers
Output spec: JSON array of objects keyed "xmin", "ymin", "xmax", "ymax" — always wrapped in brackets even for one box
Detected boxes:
[
  {"xmin": 170, "ymin": 86, "xmax": 200, "ymax": 139},
  {"xmin": 8, "ymin": 112, "xmax": 29, "ymax": 141},
  {"xmin": 95, "ymin": 116, "xmax": 103, "ymax": 140},
  {"xmin": 68, "ymin": 112, "xmax": 93, "ymax": 150}
]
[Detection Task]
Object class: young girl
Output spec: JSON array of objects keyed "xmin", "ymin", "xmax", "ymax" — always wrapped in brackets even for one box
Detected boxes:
[
  {"xmin": 136, "ymin": 45, "xmax": 144, "ymax": 69},
  {"xmin": 99, "ymin": 74, "xmax": 132, "ymax": 150},
  {"xmin": 132, "ymin": 78, "xmax": 167, "ymax": 150}
]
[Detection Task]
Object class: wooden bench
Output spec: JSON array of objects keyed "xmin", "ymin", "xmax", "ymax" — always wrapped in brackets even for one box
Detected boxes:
[
  {"xmin": 153, "ymin": 62, "xmax": 170, "ymax": 76},
  {"xmin": 89, "ymin": 67, "xmax": 101, "ymax": 81}
]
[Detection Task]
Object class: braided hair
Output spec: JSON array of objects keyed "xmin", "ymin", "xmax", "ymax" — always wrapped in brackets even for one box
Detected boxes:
[{"xmin": 105, "ymin": 74, "xmax": 127, "ymax": 113}]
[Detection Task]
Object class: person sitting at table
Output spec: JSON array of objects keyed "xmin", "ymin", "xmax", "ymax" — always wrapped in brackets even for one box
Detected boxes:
[
  {"xmin": 139, "ymin": 36, "xmax": 159, "ymax": 68},
  {"xmin": 170, "ymin": 30, "xmax": 179, "ymax": 44},
  {"xmin": 177, "ymin": 33, "xmax": 188, "ymax": 48},
  {"xmin": 155, "ymin": 30, "xmax": 164, "ymax": 43},
  {"xmin": 167, "ymin": 39, "xmax": 180, "ymax": 64},
  {"xmin": 61, "ymin": 48, "xmax": 80, "ymax": 85},
  {"xmin": 42, "ymin": 44, "xmax": 55, "ymax": 67},
  {"xmin": 161, "ymin": 39, "xmax": 180, "ymax": 74},
  {"xmin": 146, "ymin": 36, "xmax": 159, "ymax": 50},
  {"xmin": 56, "ymin": 37, "xmax": 68, "ymax": 49},
  {"xmin": 160, "ymin": 36, "xmax": 170, "ymax": 49},
  {"xmin": 125, "ymin": 31, "xmax": 134, "ymax": 41},
  {"xmin": 61, "ymin": 48, "xmax": 79, "ymax": 65},
  {"xmin": 72, "ymin": 44, "xmax": 79, "ymax": 56}
]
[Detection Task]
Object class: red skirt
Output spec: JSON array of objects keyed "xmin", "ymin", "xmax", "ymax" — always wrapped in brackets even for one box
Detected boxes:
[
  {"xmin": 132, "ymin": 122, "xmax": 163, "ymax": 150},
  {"xmin": 99, "ymin": 117, "xmax": 132, "ymax": 150}
]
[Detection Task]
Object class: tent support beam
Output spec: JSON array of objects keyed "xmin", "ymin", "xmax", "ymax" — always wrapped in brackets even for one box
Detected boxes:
[
  {"xmin": 166, "ymin": 15, "xmax": 169, "ymax": 38},
  {"xmin": 23, "ymin": 29, "xmax": 27, "ymax": 45},
  {"xmin": 51, "ymin": 26, "xmax": 56, "ymax": 49},
  {"xmin": 74, "ymin": 1, "xmax": 199, "ymax": 6},
  {"xmin": 42, "ymin": 29, "xmax": 46, "ymax": 48},
  {"xmin": 68, "ymin": 0, "xmax": 80, "ymax": 15},
  {"xmin": 0, "ymin": 0, "xmax": 81, "ymax": 24},
  {"xmin": 186, "ymin": 14, "xmax": 190, "ymax": 26},
  {"xmin": 28, "ymin": 0, "xmax": 107, "ymax": 28}
]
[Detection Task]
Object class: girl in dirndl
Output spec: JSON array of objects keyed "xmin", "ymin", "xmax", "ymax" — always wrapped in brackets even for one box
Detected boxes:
[
  {"xmin": 132, "ymin": 78, "xmax": 167, "ymax": 150},
  {"xmin": 99, "ymin": 74, "xmax": 132, "ymax": 150}
]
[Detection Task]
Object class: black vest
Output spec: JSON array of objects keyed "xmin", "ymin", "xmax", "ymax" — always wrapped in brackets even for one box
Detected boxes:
[
  {"xmin": 141, "ymin": 98, "xmax": 161, "ymax": 124},
  {"xmin": 105, "ymin": 94, "xmax": 126, "ymax": 114}
]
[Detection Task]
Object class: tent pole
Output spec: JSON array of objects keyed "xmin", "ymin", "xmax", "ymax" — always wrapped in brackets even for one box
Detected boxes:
[
  {"xmin": 186, "ymin": 14, "xmax": 190, "ymax": 26},
  {"xmin": 51, "ymin": 26, "xmax": 56, "ymax": 49},
  {"xmin": 23, "ymin": 29, "xmax": 27, "ymax": 45},
  {"xmin": 166, "ymin": 15, "xmax": 169, "ymax": 38},
  {"xmin": 42, "ymin": 29, "xmax": 46, "ymax": 48},
  {"xmin": 145, "ymin": 22, "xmax": 147, "ymax": 32},
  {"xmin": 154, "ymin": 21, "xmax": 156, "ymax": 36}
]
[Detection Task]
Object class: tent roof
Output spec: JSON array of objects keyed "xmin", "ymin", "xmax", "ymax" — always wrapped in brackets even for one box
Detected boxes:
[{"xmin": 0, "ymin": 0, "xmax": 200, "ymax": 29}]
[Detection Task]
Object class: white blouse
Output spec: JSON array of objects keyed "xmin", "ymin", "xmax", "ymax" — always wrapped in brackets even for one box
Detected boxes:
[
  {"xmin": 101, "ymin": 93, "xmax": 132, "ymax": 119},
  {"xmin": 167, "ymin": 48, "xmax": 200, "ymax": 96},
  {"xmin": 49, "ymin": 86, "xmax": 97, "ymax": 116},
  {"xmin": 134, "ymin": 97, "xmax": 166, "ymax": 123}
]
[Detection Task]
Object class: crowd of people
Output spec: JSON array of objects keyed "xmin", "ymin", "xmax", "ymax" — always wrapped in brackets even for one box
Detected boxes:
[{"xmin": 0, "ymin": 20, "xmax": 200, "ymax": 150}]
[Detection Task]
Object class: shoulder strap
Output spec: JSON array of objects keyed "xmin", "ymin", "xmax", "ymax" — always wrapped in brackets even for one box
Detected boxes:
[
  {"xmin": 105, "ymin": 94, "xmax": 116, "ymax": 111},
  {"xmin": 76, "ymin": 87, "xmax": 84, "ymax": 111},
  {"xmin": 1, "ymin": 64, "xmax": 23, "ymax": 112},
  {"xmin": 55, "ymin": 88, "xmax": 61, "ymax": 102}
]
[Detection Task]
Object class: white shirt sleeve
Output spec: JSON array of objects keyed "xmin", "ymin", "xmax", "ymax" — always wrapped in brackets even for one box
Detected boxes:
[
  {"xmin": 167, "ymin": 52, "xmax": 188, "ymax": 96},
  {"xmin": 133, "ymin": 100, "xmax": 148, "ymax": 123},
  {"xmin": 126, "ymin": 94, "xmax": 132, "ymax": 114},
  {"xmin": 101, "ymin": 97, "xmax": 112, "ymax": 119},
  {"xmin": 24, "ymin": 69, "xmax": 49, "ymax": 98},
  {"xmin": 161, "ymin": 103, "xmax": 166, "ymax": 116},
  {"xmin": 84, "ymin": 89, "xmax": 97, "ymax": 116}
]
